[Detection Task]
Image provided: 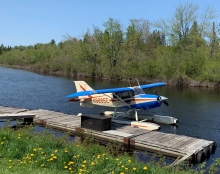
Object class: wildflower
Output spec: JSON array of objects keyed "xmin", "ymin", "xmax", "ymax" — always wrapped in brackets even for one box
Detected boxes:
[
  {"xmin": 91, "ymin": 162, "xmax": 95, "ymax": 165},
  {"xmin": 49, "ymin": 158, "xmax": 53, "ymax": 161},
  {"xmin": 143, "ymin": 166, "xmax": 148, "ymax": 170},
  {"xmin": 30, "ymin": 154, "xmax": 34, "ymax": 157},
  {"xmin": 122, "ymin": 165, "xmax": 124, "ymax": 168},
  {"xmin": 38, "ymin": 148, "xmax": 42, "ymax": 150},
  {"xmin": 18, "ymin": 134, "xmax": 21, "ymax": 137},
  {"xmin": 33, "ymin": 148, "xmax": 37, "ymax": 151},
  {"xmin": 125, "ymin": 168, "xmax": 128, "ymax": 170},
  {"xmin": 106, "ymin": 158, "xmax": 108, "ymax": 160},
  {"xmin": 83, "ymin": 160, "xmax": 86, "ymax": 163},
  {"xmin": 73, "ymin": 156, "xmax": 77, "ymax": 158},
  {"xmin": 64, "ymin": 149, "xmax": 68, "ymax": 152},
  {"xmin": 3, "ymin": 137, "xmax": 6, "ymax": 139},
  {"xmin": 82, "ymin": 164, "xmax": 85, "ymax": 167},
  {"xmin": 133, "ymin": 167, "xmax": 137, "ymax": 171},
  {"xmin": 8, "ymin": 160, "xmax": 12, "ymax": 163},
  {"xmin": 8, "ymin": 166, "xmax": 12, "ymax": 169},
  {"xmin": 53, "ymin": 156, "xmax": 57, "ymax": 159},
  {"xmin": 77, "ymin": 144, "xmax": 79, "ymax": 147},
  {"xmin": 54, "ymin": 149, "xmax": 58, "ymax": 153},
  {"xmin": 41, "ymin": 164, "xmax": 44, "ymax": 167},
  {"xmin": 116, "ymin": 158, "xmax": 119, "ymax": 161},
  {"xmin": 128, "ymin": 159, "xmax": 131, "ymax": 163},
  {"xmin": 69, "ymin": 168, "xmax": 72, "ymax": 171},
  {"xmin": 120, "ymin": 172, "xmax": 124, "ymax": 174},
  {"xmin": 64, "ymin": 166, "xmax": 68, "ymax": 169},
  {"xmin": 68, "ymin": 161, "xmax": 74, "ymax": 165},
  {"xmin": 0, "ymin": 142, "xmax": 4, "ymax": 145},
  {"xmin": 51, "ymin": 154, "xmax": 54, "ymax": 156}
]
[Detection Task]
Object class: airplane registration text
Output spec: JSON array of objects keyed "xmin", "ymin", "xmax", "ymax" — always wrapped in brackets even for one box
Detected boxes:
[{"xmin": 92, "ymin": 98, "xmax": 109, "ymax": 103}]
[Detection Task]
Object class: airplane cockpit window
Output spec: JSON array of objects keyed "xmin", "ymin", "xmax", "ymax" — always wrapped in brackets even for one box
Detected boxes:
[
  {"xmin": 114, "ymin": 91, "xmax": 134, "ymax": 99},
  {"xmin": 133, "ymin": 87, "xmax": 145, "ymax": 95}
]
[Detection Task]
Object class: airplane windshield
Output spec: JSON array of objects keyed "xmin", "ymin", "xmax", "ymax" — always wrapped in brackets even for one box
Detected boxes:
[{"xmin": 133, "ymin": 87, "xmax": 145, "ymax": 95}]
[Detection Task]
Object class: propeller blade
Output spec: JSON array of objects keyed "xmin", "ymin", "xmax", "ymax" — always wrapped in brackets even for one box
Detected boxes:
[{"xmin": 163, "ymin": 100, "xmax": 169, "ymax": 106}]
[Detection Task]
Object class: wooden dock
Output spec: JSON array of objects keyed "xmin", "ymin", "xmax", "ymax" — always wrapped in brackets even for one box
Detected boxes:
[{"xmin": 0, "ymin": 106, "xmax": 217, "ymax": 165}]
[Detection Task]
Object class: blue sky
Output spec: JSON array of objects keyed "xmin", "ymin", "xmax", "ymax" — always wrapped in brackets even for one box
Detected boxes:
[{"xmin": 1, "ymin": 0, "xmax": 219, "ymax": 47}]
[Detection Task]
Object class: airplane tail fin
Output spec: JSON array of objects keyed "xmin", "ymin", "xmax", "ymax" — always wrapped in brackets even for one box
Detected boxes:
[{"xmin": 74, "ymin": 81, "xmax": 93, "ymax": 92}]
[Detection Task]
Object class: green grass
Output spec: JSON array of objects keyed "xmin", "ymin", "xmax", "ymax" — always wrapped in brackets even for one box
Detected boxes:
[{"xmin": 0, "ymin": 125, "xmax": 219, "ymax": 174}]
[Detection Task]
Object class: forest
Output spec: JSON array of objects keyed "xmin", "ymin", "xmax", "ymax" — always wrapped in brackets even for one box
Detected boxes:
[{"xmin": 0, "ymin": 3, "xmax": 220, "ymax": 86}]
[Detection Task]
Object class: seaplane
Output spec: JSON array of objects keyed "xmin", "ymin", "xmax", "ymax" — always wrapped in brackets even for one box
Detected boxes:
[{"xmin": 66, "ymin": 81, "xmax": 178, "ymax": 131}]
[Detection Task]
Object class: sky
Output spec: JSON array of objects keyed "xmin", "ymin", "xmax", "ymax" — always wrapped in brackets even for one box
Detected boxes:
[{"xmin": 1, "ymin": 0, "xmax": 220, "ymax": 47}]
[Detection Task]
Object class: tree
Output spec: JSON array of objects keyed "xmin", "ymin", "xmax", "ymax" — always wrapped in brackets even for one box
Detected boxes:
[
  {"xmin": 50, "ymin": 39, "xmax": 56, "ymax": 45},
  {"xmin": 154, "ymin": 2, "xmax": 217, "ymax": 50},
  {"xmin": 188, "ymin": 20, "xmax": 205, "ymax": 51},
  {"xmin": 94, "ymin": 18, "xmax": 124, "ymax": 77}
]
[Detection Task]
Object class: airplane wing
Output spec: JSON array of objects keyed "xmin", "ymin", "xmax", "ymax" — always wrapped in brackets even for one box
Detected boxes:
[
  {"xmin": 66, "ymin": 82, "xmax": 166, "ymax": 98},
  {"xmin": 140, "ymin": 82, "xmax": 166, "ymax": 89},
  {"xmin": 66, "ymin": 87, "xmax": 133, "ymax": 98}
]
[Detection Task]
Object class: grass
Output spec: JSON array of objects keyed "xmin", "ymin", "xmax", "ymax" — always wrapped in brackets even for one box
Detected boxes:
[{"xmin": 0, "ymin": 124, "xmax": 219, "ymax": 174}]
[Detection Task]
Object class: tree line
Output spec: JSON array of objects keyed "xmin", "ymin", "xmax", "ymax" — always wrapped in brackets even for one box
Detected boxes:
[{"xmin": 0, "ymin": 2, "xmax": 220, "ymax": 83}]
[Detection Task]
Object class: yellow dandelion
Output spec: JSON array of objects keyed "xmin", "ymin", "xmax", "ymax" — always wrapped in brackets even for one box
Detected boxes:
[
  {"xmin": 8, "ymin": 166, "xmax": 12, "ymax": 169},
  {"xmin": 3, "ymin": 137, "xmax": 6, "ymax": 139},
  {"xmin": 77, "ymin": 144, "xmax": 79, "ymax": 147},
  {"xmin": 18, "ymin": 136, "xmax": 21, "ymax": 138},
  {"xmin": 53, "ymin": 156, "xmax": 57, "ymax": 159},
  {"xmin": 82, "ymin": 164, "xmax": 85, "ymax": 167},
  {"xmin": 122, "ymin": 165, "xmax": 124, "ymax": 168},
  {"xmin": 20, "ymin": 162, "xmax": 23, "ymax": 164},
  {"xmin": 77, "ymin": 154, "xmax": 80, "ymax": 157},
  {"xmin": 38, "ymin": 148, "xmax": 42, "ymax": 150},
  {"xmin": 69, "ymin": 168, "xmax": 72, "ymax": 171},
  {"xmin": 83, "ymin": 160, "xmax": 86, "ymax": 163},
  {"xmin": 41, "ymin": 164, "xmax": 45, "ymax": 167},
  {"xmin": 91, "ymin": 162, "xmax": 95, "ymax": 165},
  {"xmin": 18, "ymin": 134, "xmax": 21, "ymax": 136},
  {"xmin": 51, "ymin": 154, "xmax": 54, "ymax": 156},
  {"xmin": 106, "ymin": 158, "xmax": 108, "ymax": 160},
  {"xmin": 125, "ymin": 168, "xmax": 128, "ymax": 170},
  {"xmin": 8, "ymin": 160, "xmax": 12, "ymax": 162},
  {"xmin": 93, "ymin": 156, "xmax": 95, "ymax": 158},
  {"xmin": 116, "ymin": 158, "xmax": 119, "ymax": 161},
  {"xmin": 133, "ymin": 167, "xmax": 137, "ymax": 171},
  {"xmin": 64, "ymin": 166, "xmax": 68, "ymax": 169},
  {"xmin": 68, "ymin": 161, "xmax": 74, "ymax": 165},
  {"xmin": 143, "ymin": 166, "xmax": 148, "ymax": 170},
  {"xmin": 54, "ymin": 149, "xmax": 58, "ymax": 153},
  {"xmin": 33, "ymin": 148, "xmax": 37, "ymax": 151},
  {"xmin": 30, "ymin": 154, "xmax": 34, "ymax": 157},
  {"xmin": 50, "ymin": 158, "xmax": 53, "ymax": 161},
  {"xmin": 63, "ymin": 162, "xmax": 66, "ymax": 164},
  {"xmin": 128, "ymin": 159, "xmax": 131, "ymax": 163},
  {"xmin": 0, "ymin": 142, "xmax": 4, "ymax": 145},
  {"xmin": 120, "ymin": 172, "xmax": 124, "ymax": 174},
  {"xmin": 73, "ymin": 156, "xmax": 77, "ymax": 158}
]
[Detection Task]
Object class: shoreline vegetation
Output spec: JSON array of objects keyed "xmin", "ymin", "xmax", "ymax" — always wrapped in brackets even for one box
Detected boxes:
[
  {"xmin": 1, "ymin": 3, "xmax": 220, "ymax": 89},
  {"xmin": 0, "ymin": 125, "xmax": 220, "ymax": 174}
]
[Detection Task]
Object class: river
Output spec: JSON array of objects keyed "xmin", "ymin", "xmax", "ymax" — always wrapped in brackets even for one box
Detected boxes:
[{"xmin": 0, "ymin": 66, "xmax": 220, "ymax": 167}]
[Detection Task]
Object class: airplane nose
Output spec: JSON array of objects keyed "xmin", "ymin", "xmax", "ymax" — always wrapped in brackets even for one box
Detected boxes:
[{"xmin": 159, "ymin": 96, "xmax": 168, "ymax": 101}]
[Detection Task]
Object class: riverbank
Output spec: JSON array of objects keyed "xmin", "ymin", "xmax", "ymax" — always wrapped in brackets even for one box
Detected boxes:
[{"xmin": 2, "ymin": 64, "xmax": 220, "ymax": 89}]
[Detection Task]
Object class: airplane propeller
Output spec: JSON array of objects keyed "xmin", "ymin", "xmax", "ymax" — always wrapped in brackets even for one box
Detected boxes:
[{"xmin": 155, "ymin": 92, "xmax": 169, "ymax": 106}]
